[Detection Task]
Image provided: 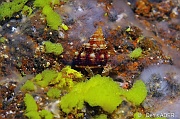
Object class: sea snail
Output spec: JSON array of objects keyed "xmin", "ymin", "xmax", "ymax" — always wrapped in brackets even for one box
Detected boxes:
[{"xmin": 72, "ymin": 27, "xmax": 110, "ymax": 75}]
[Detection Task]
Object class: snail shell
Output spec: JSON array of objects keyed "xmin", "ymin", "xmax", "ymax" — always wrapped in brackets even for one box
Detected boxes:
[{"xmin": 72, "ymin": 27, "xmax": 110, "ymax": 69}]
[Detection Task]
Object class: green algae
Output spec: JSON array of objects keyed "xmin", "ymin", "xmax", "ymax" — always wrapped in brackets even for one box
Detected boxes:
[
  {"xmin": 47, "ymin": 88, "xmax": 61, "ymax": 98},
  {"xmin": 60, "ymin": 75, "xmax": 147, "ymax": 114},
  {"xmin": 0, "ymin": 0, "xmax": 28, "ymax": 20},
  {"xmin": 39, "ymin": 110, "xmax": 53, "ymax": 119},
  {"xmin": 42, "ymin": 5, "xmax": 62, "ymax": 30},
  {"xmin": 34, "ymin": 0, "xmax": 68, "ymax": 30},
  {"xmin": 49, "ymin": 66, "xmax": 83, "ymax": 89},
  {"xmin": 33, "ymin": 66, "xmax": 83, "ymax": 89},
  {"xmin": 94, "ymin": 114, "xmax": 107, "ymax": 119},
  {"xmin": 25, "ymin": 111, "xmax": 41, "ymax": 119},
  {"xmin": 34, "ymin": 69, "xmax": 58, "ymax": 87},
  {"xmin": 21, "ymin": 80, "xmax": 35, "ymax": 91},
  {"xmin": 43, "ymin": 41, "xmax": 63, "ymax": 55},
  {"xmin": 24, "ymin": 93, "xmax": 38, "ymax": 113},
  {"xmin": 122, "ymin": 80, "xmax": 147, "ymax": 105},
  {"xmin": 22, "ymin": 67, "xmax": 147, "ymax": 117},
  {"xmin": 129, "ymin": 47, "xmax": 142, "ymax": 59},
  {"xmin": 24, "ymin": 93, "xmax": 53, "ymax": 119},
  {"xmin": 83, "ymin": 75, "xmax": 123, "ymax": 113},
  {"xmin": 60, "ymin": 75, "xmax": 121, "ymax": 113},
  {"xmin": 21, "ymin": 5, "xmax": 32, "ymax": 16}
]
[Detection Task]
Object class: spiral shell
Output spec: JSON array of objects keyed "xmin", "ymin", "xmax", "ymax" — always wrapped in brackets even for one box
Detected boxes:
[{"xmin": 73, "ymin": 27, "xmax": 110, "ymax": 69}]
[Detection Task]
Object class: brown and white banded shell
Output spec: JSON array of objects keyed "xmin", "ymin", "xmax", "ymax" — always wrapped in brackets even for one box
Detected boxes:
[{"xmin": 72, "ymin": 27, "xmax": 110, "ymax": 70}]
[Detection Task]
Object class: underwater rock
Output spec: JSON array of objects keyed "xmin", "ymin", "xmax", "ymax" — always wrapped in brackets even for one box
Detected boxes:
[
  {"xmin": 140, "ymin": 64, "xmax": 180, "ymax": 118},
  {"xmin": 140, "ymin": 64, "xmax": 180, "ymax": 97}
]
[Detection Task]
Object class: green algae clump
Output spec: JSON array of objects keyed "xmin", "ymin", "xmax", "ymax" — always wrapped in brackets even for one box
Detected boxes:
[
  {"xmin": 39, "ymin": 110, "xmax": 53, "ymax": 119},
  {"xmin": 42, "ymin": 5, "xmax": 62, "ymax": 30},
  {"xmin": 60, "ymin": 83, "xmax": 85, "ymax": 113},
  {"xmin": 50, "ymin": 72, "xmax": 70, "ymax": 89},
  {"xmin": 60, "ymin": 74, "xmax": 123, "ymax": 113},
  {"xmin": 122, "ymin": 80, "xmax": 147, "ymax": 105},
  {"xmin": 43, "ymin": 41, "xmax": 63, "ymax": 55},
  {"xmin": 94, "ymin": 114, "xmax": 107, "ymax": 119},
  {"xmin": 21, "ymin": 80, "xmax": 35, "ymax": 91},
  {"xmin": 50, "ymin": 66, "xmax": 83, "ymax": 89},
  {"xmin": 24, "ymin": 93, "xmax": 38, "ymax": 113},
  {"xmin": 24, "ymin": 93, "xmax": 53, "ymax": 119},
  {"xmin": 34, "ymin": 66, "xmax": 82, "ymax": 89},
  {"xmin": 25, "ymin": 111, "xmax": 41, "ymax": 119},
  {"xmin": 61, "ymin": 23, "xmax": 69, "ymax": 31},
  {"xmin": 0, "ymin": 37, "xmax": 7, "ymax": 43},
  {"xmin": 129, "ymin": 47, "xmax": 142, "ymax": 59},
  {"xmin": 60, "ymin": 75, "xmax": 147, "ymax": 114},
  {"xmin": 21, "ymin": 5, "xmax": 32, "ymax": 16},
  {"xmin": 47, "ymin": 88, "xmax": 61, "ymax": 98},
  {"xmin": 34, "ymin": 0, "xmax": 68, "ymax": 30},
  {"xmin": 61, "ymin": 65, "xmax": 83, "ymax": 79},
  {"xmin": 0, "ymin": 0, "xmax": 28, "ymax": 20},
  {"xmin": 84, "ymin": 75, "xmax": 123, "ymax": 113},
  {"xmin": 34, "ymin": 69, "xmax": 58, "ymax": 87},
  {"xmin": 34, "ymin": 0, "xmax": 52, "ymax": 7}
]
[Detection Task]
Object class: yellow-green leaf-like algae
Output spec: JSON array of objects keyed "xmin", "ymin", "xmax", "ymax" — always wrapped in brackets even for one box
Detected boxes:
[
  {"xmin": 61, "ymin": 23, "xmax": 69, "ymax": 31},
  {"xmin": 43, "ymin": 41, "xmax": 63, "ymax": 55},
  {"xmin": 94, "ymin": 114, "xmax": 107, "ymax": 119},
  {"xmin": 24, "ymin": 93, "xmax": 53, "ymax": 119},
  {"xmin": 34, "ymin": 0, "xmax": 68, "ymax": 30},
  {"xmin": 21, "ymin": 5, "xmax": 33, "ymax": 16},
  {"xmin": 0, "ymin": 0, "xmax": 28, "ymax": 20},
  {"xmin": 21, "ymin": 80, "xmax": 35, "ymax": 91},
  {"xmin": 83, "ymin": 75, "xmax": 123, "ymax": 113},
  {"xmin": 25, "ymin": 111, "xmax": 41, "ymax": 119},
  {"xmin": 24, "ymin": 93, "xmax": 38, "ymax": 113},
  {"xmin": 60, "ymin": 75, "xmax": 147, "ymax": 114},
  {"xmin": 39, "ymin": 110, "xmax": 53, "ymax": 119},
  {"xmin": 47, "ymin": 88, "xmax": 61, "ymax": 98},
  {"xmin": 122, "ymin": 80, "xmax": 147, "ymax": 105},
  {"xmin": 34, "ymin": 66, "xmax": 83, "ymax": 89},
  {"xmin": 61, "ymin": 65, "xmax": 83, "ymax": 79},
  {"xmin": 34, "ymin": 69, "xmax": 58, "ymax": 87},
  {"xmin": 60, "ymin": 74, "xmax": 123, "ymax": 113},
  {"xmin": 49, "ymin": 66, "xmax": 83, "ymax": 89},
  {"xmin": 42, "ymin": 5, "xmax": 62, "ymax": 30},
  {"xmin": 129, "ymin": 47, "xmax": 142, "ymax": 59}
]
